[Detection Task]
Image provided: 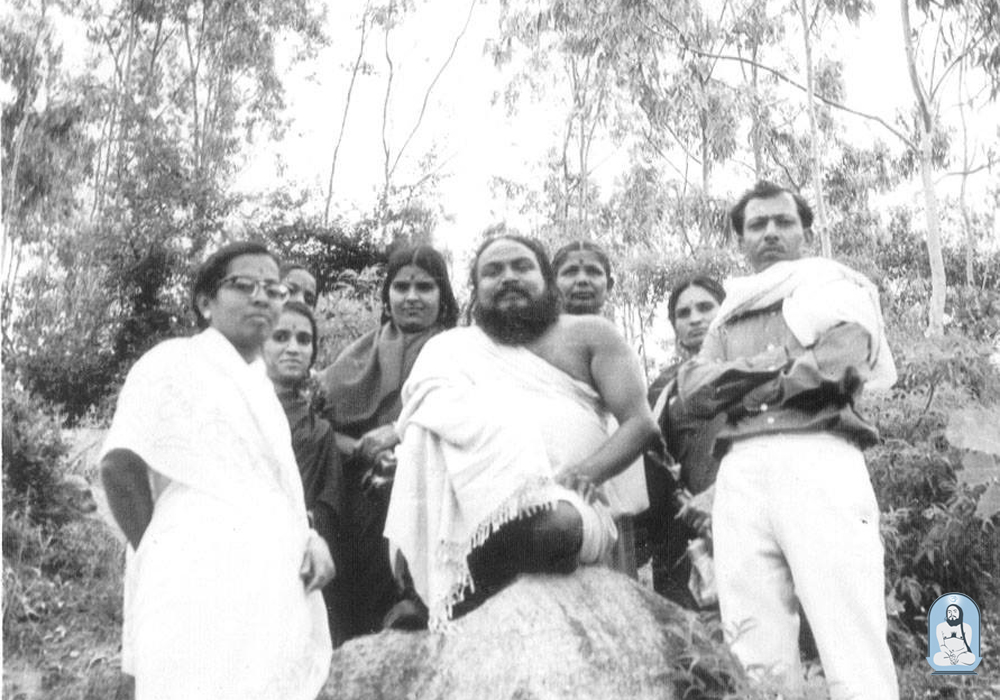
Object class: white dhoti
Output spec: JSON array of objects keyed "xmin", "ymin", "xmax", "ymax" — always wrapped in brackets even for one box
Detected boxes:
[{"xmin": 384, "ymin": 326, "xmax": 641, "ymax": 627}]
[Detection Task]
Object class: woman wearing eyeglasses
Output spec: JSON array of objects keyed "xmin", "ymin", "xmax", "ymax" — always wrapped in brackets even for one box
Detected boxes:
[
  {"xmin": 263, "ymin": 300, "xmax": 347, "ymax": 646},
  {"xmin": 100, "ymin": 241, "xmax": 334, "ymax": 700}
]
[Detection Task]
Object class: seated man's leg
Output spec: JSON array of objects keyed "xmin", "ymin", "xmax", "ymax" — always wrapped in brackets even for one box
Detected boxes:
[
  {"xmin": 454, "ymin": 502, "xmax": 586, "ymax": 618},
  {"xmin": 516, "ymin": 501, "xmax": 584, "ymax": 574}
]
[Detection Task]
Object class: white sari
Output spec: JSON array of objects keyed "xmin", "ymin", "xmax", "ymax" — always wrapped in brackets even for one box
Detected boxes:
[{"xmin": 102, "ymin": 328, "xmax": 331, "ymax": 700}]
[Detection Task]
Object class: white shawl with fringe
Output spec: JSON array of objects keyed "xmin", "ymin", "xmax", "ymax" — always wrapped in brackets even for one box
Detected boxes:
[
  {"xmin": 384, "ymin": 326, "xmax": 627, "ymax": 627},
  {"xmin": 711, "ymin": 257, "xmax": 897, "ymax": 390},
  {"xmin": 101, "ymin": 328, "xmax": 331, "ymax": 700}
]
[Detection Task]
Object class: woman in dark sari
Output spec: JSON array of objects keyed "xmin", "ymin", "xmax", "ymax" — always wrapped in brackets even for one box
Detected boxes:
[
  {"xmin": 640, "ymin": 275, "xmax": 726, "ymax": 608},
  {"xmin": 263, "ymin": 300, "xmax": 348, "ymax": 644},
  {"xmin": 318, "ymin": 245, "xmax": 460, "ymax": 637}
]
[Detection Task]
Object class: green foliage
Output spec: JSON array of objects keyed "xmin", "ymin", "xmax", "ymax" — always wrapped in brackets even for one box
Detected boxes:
[
  {"xmin": 2, "ymin": 0, "xmax": 330, "ymax": 421},
  {"xmin": 946, "ymin": 406, "xmax": 1000, "ymax": 521},
  {"xmin": 864, "ymin": 329, "xmax": 1000, "ymax": 656},
  {"xmin": 3, "ymin": 508, "xmax": 125, "ymax": 683},
  {"xmin": 315, "ymin": 266, "xmax": 384, "ymax": 369},
  {"xmin": 2, "ymin": 371, "xmax": 69, "ymax": 521},
  {"xmin": 253, "ymin": 217, "xmax": 385, "ymax": 295}
]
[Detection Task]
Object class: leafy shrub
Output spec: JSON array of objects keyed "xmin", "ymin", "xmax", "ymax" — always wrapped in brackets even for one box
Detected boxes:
[
  {"xmin": 2, "ymin": 371, "xmax": 69, "ymax": 522},
  {"xmin": 863, "ymin": 330, "xmax": 1000, "ymax": 658},
  {"xmin": 314, "ymin": 265, "xmax": 384, "ymax": 369}
]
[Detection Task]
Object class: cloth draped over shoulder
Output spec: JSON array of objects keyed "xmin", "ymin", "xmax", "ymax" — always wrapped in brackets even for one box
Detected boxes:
[
  {"xmin": 101, "ymin": 328, "xmax": 331, "ymax": 700},
  {"xmin": 710, "ymin": 257, "xmax": 897, "ymax": 390},
  {"xmin": 318, "ymin": 322, "xmax": 439, "ymax": 436},
  {"xmin": 384, "ymin": 326, "xmax": 625, "ymax": 628},
  {"xmin": 277, "ymin": 388, "xmax": 343, "ymax": 529}
]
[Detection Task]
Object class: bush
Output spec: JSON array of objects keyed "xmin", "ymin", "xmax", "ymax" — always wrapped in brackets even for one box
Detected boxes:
[
  {"xmin": 314, "ymin": 265, "xmax": 383, "ymax": 369},
  {"xmin": 863, "ymin": 330, "xmax": 1000, "ymax": 659},
  {"xmin": 2, "ymin": 371, "xmax": 69, "ymax": 522}
]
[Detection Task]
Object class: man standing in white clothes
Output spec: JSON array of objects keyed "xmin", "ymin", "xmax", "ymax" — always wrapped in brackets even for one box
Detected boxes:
[{"xmin": 676, "ymin": 181, "xmax": 899, "ymax": 699}]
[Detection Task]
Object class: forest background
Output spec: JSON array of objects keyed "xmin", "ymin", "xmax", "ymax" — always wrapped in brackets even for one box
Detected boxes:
[{"xmin": 3, "ymin": 0, "xmax": 1000, "ymax": 698}]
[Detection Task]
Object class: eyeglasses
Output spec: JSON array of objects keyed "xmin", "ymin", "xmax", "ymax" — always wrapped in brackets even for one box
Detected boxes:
[
  {"xmin": 285, "ymin": 282, "xmax": 317, "ymax": 307},
  {"xmin": 219, "ymin": 275, "xmax": 289, "ymax": 302}
]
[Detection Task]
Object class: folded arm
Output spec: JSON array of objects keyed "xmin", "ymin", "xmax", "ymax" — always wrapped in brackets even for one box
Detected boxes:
[{"xmin": 678, "ymin": 322, "xmax": 874, "ymax": 420}]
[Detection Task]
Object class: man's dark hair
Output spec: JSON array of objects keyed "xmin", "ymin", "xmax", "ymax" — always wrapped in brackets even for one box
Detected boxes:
[
  {"xmin": 552, "ymin": 240, "xmax": 614, "ymax": 287},
  {"xmin": 279, "ymin": 260, "xmax": 310, "ymax": 278},
  {"xmin": 946, "ymin": 605, "xmax": 963, "ymax": 625},
  {"xmin": 729, "ymin": 181, "xmax": 814, "ymax": 238},
  {"xmin": 191, "ymin": 241, "xmax": 276, "ymax": 329},
  {"xmin": 945, "ymin": 604, "xmax": 972, "ymax": 653},
  {"xmin": 380, "ymin": 245, "xmax": 460, "ymax": 329},
  {"xmin": 667, "ymin": 275, "xmax": 726, "ymax": 327},
  {"xmin": 469, "ymin": 233, "xmax": 556, "ymax": 289},
  {"xmin": 468, "ymin": 234, "xmax": 560, "ymax": 341}
]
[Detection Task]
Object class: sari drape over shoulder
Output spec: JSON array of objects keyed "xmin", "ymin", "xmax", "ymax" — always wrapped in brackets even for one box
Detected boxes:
[
  {"xmin": 315, "ymin": 321, "xmax": 442, "ymax": 638},
  {"xmin": 384, "ymin": 327, "xmax": 621, "ymax": 627},
  {"xmin": 101, "ymin": 328, "xmax": 331, "ymax": 700},
  {"xmin": 318, "ymin": 322, "xmax": 438, "ymax": 436},
  {"xmin": 277, "ymin": 388, "xmax": 344, "ymax": 527},
  {"xmin": 277, "ymin": 387, "xmax": 348, "ymax": 646}
]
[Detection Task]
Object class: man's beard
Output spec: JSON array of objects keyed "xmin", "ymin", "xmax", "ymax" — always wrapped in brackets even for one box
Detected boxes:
[{"xmin": 474, "ymin": 285, "xmax": 560, "ymax": 345}]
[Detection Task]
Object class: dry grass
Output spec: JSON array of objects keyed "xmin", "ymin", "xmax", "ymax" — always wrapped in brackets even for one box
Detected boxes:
[{"xmin": 3, "ymin": 510, "xmax": 128, "ymax": 700}]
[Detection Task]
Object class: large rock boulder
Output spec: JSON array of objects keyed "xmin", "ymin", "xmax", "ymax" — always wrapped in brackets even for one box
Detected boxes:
[{"xmin": 321, "ymin": 566, "xmax": 741, "ymax": 700}]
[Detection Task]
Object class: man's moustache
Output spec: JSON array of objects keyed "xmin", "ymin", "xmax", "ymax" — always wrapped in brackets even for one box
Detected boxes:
[{"xmin": 496, "ymin": 284, "xmax": 529, "ymax": 298}]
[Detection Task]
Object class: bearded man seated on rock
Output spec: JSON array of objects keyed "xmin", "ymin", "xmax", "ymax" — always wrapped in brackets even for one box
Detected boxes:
[{"xmin": 384, "ymin": 233, "xmax": 658, "ymax": 628}]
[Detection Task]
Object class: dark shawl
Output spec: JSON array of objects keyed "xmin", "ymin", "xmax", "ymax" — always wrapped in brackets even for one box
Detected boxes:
[
  {"xmin": 318, "ymin": 322, "xmax": 440, "ymax": 438},
  {"xmin": 276, "ymin": 387, "xmax": 344, "ymax": 540}
]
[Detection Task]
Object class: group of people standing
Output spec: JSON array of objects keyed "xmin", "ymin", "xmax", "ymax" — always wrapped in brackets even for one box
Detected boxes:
[{"xmin": 101, "ymin": 179, "xmax": 900, "ymax": 700}]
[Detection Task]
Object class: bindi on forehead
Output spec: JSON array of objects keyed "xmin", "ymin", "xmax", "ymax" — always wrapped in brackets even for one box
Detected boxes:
[{"xmin": 393, "ymin": 265, "xmax": 434, "ymax": 282}]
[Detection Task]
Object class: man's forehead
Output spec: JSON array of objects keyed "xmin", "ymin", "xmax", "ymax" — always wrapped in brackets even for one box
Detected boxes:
[
  {"xmin": 744, "ymin": 192, "xmax": 799, "ymax": 220},
  {"xmin": 676, "ymin": 285, "xmax": 717, "ymax": 307},
  {"xmin": 230, "ymin": 254, "xmax": 280, "ymax": 278},
  {"xmin": 478, "ymin": 239, "xmax": 539, "ymax": 267},
  {"xmin": 283, "ymin": 267, "xmax": 316, "ymax": 289}
]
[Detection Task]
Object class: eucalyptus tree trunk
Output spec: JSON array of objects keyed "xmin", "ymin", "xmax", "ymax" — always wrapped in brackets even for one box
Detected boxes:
[
  {"xmin": 901, "ymin": 0, "xmax": 946, "ymax": 336},
  {"xmin": 798, "ymin": 0, "xmax": 831, "ymax": 258},
  {"xmin": 957, "ymin": 60, "xmax": 975, "ymax": 288},
  {"xmin": 750, "ymin": 48, "xmax": 765, "ymax": 179}
]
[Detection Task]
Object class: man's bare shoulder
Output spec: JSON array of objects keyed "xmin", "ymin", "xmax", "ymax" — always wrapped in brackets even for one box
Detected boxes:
[{"xmin": 554, "ymin": 314, "xmax": 621, "ymax": 344}]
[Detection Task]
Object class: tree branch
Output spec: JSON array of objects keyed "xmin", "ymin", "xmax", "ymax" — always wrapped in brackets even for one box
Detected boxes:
[
  {"xmin": 390, "ymin": 0, "xmax": 476, "ymax": 178},
  {"xmin": 643, "ymin": 16, "xmax": 914, "ymax": 146},
  {"xmin": 941, "ymin": 158, "xmax": 999, "ymax": 178},
  {"xmin": 380, "ymin": 2, "xmax": 395, "ymax": 217},
  {"xmin": 324, "ymin": 5, "xmax": 371, "ymax": 225}
]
